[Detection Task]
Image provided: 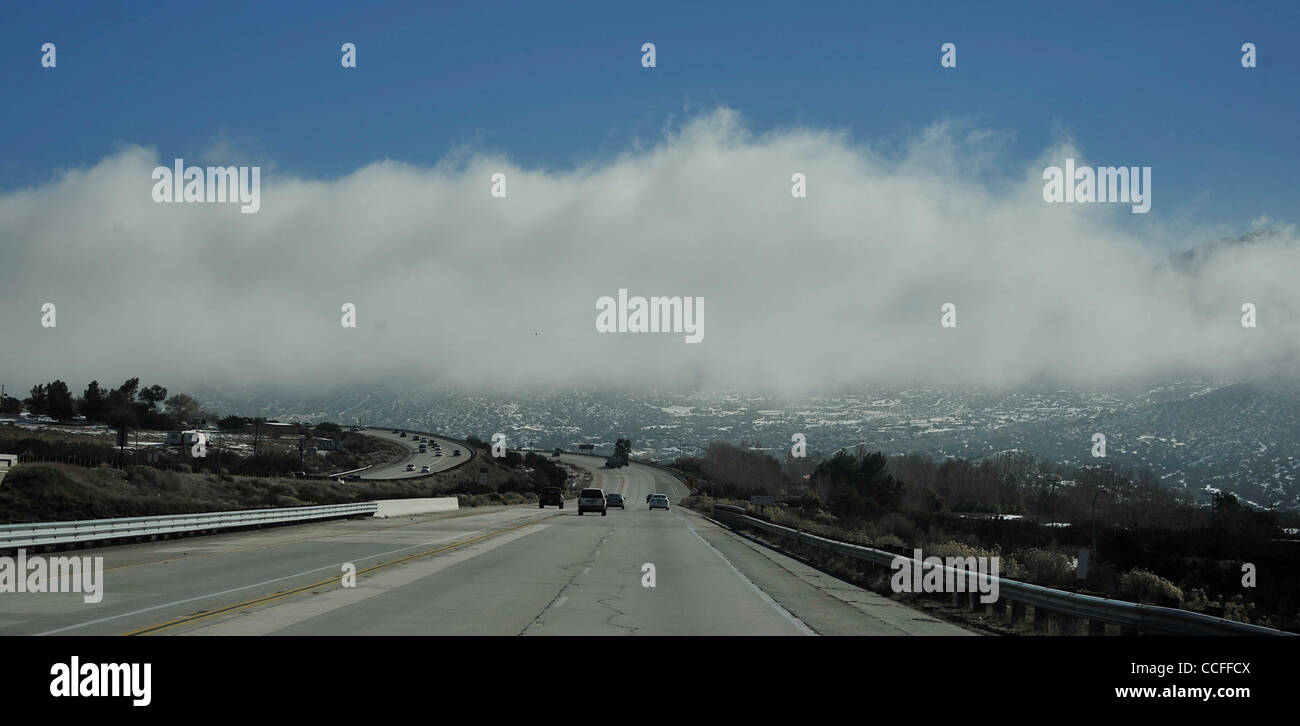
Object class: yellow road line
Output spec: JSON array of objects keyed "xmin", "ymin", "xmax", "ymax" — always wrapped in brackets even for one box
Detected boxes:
[{"xmin": 117, "ymin": 512, "xmax": 559, "ymax": 636}]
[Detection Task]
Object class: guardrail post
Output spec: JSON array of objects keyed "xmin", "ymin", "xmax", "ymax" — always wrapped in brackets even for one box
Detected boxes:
[
  {"xmin": 1056, "ymin": 612, "xmax": 1080, "ymax": 636},
  {"xmin": 1010, "ymin": 600, "xmax": 1026, "ymax": 625},
  {"xmin": 993, "ymin": 597, "xmax": 1007, "ymax": 620},
  {"xmin": 1033, "ymin": 607, "xmax": 1051, "ymax": 632}
]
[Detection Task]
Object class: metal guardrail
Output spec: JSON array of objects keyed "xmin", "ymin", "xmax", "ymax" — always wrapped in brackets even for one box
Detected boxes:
[
  {"xmin": 711, "ymin": 507, "xmax": 1294, "ymax": 636},
  {"xmin": 0, "ymin": 502, "xmax": 379, "ymax": 550}
]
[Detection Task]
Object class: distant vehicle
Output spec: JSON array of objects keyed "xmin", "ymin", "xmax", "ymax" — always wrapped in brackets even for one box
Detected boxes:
[
  {"xmin": 434, "ymin": 452, "xmax": 442, "ymax": 457},
  {"xmin": 604, "ymin": 438, "xmax": 630, "ymax": 468},
  {"xmin": 452, "ymin": 449, "xmax": 460, "ymax": 456},
  {"xmin": 291, "ymin": 471, "xmax": 308, "ymax": 478},
  {"xmin": 605, "ymin": 493, "xmax": 625, "ymax": 509},
  {"xmin": 346, "ymin": 474, "xmax": 361, "ymax": 481},
  {"xmin": 392, "ymin": 429, "xmax": 400, "ymax": 434},
  {"xmin": 421, "ymin": 465, "xmax": 430, "ymax": 473},
  {"xmin": 577, "ymin": 488, "xmax": 607, "ymax": 516},
  {"xmin": 419, "ymin": 445, "xmax": 427, "ymax": 453},
  {"xmin": 649, "ymin": 494, "xmax": 669, "ymax": 511},
  {"xmin": 406, "ymin": 463, "xmax": 415, "ymax": 471},
  {"xmin": 538, "ymin": 487, "xmax": 565, "ymax": 508},
  {"xmin": 553, "ymin": 447, "xmax": 563, "ymax": 457},
  {"xmin": 400, "ymin": 432, "xmax": 407, "ymax": 438}
]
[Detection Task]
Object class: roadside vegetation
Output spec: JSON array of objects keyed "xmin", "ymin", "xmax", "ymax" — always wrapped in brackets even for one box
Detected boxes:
[
  {"xmin": 675, "ymin": 443, "xmax": 1300, "ymax": 631},
  {"xmin": 0, "ymin": 429, "xmax": 580, "ymax": 523}
]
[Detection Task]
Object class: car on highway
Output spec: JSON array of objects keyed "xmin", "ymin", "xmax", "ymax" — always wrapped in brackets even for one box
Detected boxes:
[
  {"xmin": 577, "ymin": 488, "xmax": 607, "ymax": 516},
  {"xmin": 406, "ymin": 463, "xmax": 415, "ymax": 471},
  {"xmin": 538, "ymin": 486, "xmax": 565, "ymax": 508},
  {"xmin": 452, "ymin": 449, "xmax": 460, "ymax": 456},
  {"xmin": 649, "ymin": 494, "xmax": 669, "ymax": 510},
  {"xmin": 419, "ymin": 445, "xmax": 427, "ymax": 453},
  {"xmin": 421, "ymin": 465, "xmax": 430, "ymax": 473},
  {"xmin": 400, "ymin": 432, "xmax": 407, "ymax": 438},
  {"xmin": 605, "ymin": 492, "xmax": 625, "ymax": 509}
]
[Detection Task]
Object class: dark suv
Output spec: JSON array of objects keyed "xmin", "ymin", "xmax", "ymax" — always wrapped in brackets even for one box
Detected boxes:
[{"xmin": 539, "ymin": 486, "xmax": 565, "ymax": 509}]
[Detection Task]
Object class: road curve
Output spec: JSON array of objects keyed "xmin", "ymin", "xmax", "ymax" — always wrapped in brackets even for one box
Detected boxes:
[
  {"xmin": 0, "ymin": 458, "xmax": 973, "ymax": 636},
  {"xmin": 355, "ymin": 429, "xmax": 472, "ymax": 480}
]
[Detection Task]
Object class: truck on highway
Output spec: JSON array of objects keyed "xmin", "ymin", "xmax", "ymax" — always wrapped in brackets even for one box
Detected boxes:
[{"xmin": 604, "ymin": 438, "xmax": 630, "ymax": 468}]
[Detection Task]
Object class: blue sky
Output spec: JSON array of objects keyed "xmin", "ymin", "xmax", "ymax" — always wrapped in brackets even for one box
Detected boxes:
[{"xmin": 2, "ymin": 0, "xmax": 1297, "ymax": 237}]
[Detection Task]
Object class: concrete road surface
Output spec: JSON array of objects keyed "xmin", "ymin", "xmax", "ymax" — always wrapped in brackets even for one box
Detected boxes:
[{"xmin": 0, "ymin": 456, "xmax": 972, "ymax": 636}]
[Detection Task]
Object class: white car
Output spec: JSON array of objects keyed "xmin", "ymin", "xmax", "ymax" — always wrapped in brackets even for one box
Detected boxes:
[
  {"xmin": 421, "ymin": 465, "xmax": 430, "ymax": 473},
  {"xmin": 649, "ymin": 494, "xmax": 670, "ymax": 510},
  {"xmin": 405, "ymin": 464, "xmax": 415, "ymax": 471}
]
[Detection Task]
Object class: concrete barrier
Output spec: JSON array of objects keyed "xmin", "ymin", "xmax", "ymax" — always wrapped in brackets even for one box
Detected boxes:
[{"xmin": 372, "ymin": 497, "xmax": 460, "ymax": 518}]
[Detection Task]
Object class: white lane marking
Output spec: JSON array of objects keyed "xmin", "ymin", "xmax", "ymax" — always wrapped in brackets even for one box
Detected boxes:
[
  {"xmin": 552, "ymin": 596, "xmax": 568, "ymax": 609},
  {"xmin": 680, "ymin": 516, "xmax": 817, "ymax": 636},
  {"xmin": 32, "ymin": 511, "xmax": 551, "ymax": 636}
]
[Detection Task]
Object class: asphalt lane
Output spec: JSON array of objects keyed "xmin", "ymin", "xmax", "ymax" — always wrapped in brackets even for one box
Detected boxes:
[
  {"xmin": 0, "ymin": 455, "xmax": 972, "ymax": 636},
  {"xmin": 167, "ymin": 458, "xmax": 969, "ymax": 636}
]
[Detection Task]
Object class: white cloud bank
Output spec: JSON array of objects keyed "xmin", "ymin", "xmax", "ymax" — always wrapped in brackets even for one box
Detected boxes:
[{"xmin": 1, "ymin": 108, "xmax": 1296, "ymax": 396}]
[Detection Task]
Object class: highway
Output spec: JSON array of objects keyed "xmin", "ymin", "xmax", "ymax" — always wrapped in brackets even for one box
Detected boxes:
[
  {"xmin": 354, "ymin": 429, "xmax": 471, "ymax": 480},
  {"xmin": 0, "ymin": 455, "xmax": 972, "ymax": 636}
]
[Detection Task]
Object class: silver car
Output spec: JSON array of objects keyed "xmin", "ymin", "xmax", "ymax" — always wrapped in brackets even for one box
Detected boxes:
[
  {"xmin": 649, "ymin": 494, "xmax": 669, "ymax": 510},
  {"xmin": 577, "ymin": 488, "xmax": 607, "ymax": 516}
]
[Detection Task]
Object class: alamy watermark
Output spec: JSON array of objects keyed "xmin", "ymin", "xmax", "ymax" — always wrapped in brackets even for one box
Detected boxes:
[
  {"xmin": 890, "ymin": 549, "xmax": 1000, "ymax": 603},
  {"xmin": 1042, "ymin": 158, "xmax": 1150, "ymax": 214},
  {"xmin": 595, "ymin": 289, "xmax": 704, "ymax": 343},
  {"xmin": 0, "ymin": 549, "xmax": 103, "ymax": 603},
  {"xmin": 50, "ymin": 657, "xmax": 151, "ymax": 707},
  {"xmin": 151, "ymin": 158, "xmax": 261, "ymax": 213}
]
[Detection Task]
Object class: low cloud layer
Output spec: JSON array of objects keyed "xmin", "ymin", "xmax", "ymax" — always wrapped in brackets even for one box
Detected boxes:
[{"xmin": 2, "ymin": 109, "xmax": 1297, "ymax": 396}]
